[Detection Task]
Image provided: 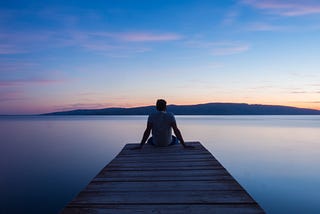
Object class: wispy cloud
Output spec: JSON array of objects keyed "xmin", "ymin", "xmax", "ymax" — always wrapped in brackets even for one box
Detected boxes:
[
  {"xmin": 290, "ymin": 91, "xmax": 307, "ymax": 94},
  {"xmin": 68, "ymin": 31, "xmax": 181, "ymax": 56},
  {"xmin": 288, "ymin": 88, "xmax": 320, "ymax": 94},
  {"xmin": 0, "ymin": 60, "xmax": 37, "ymax": 73},
  {"xmin": 186, "ymin": 40, "xmax": 250, "ymax": 56},
  {"xmin": 303, "ymin": 101, "xmax": 320, "ymax": 103},
  {"xmin": 309, "ymin": 83, "xmax": 320, "ymax": 87},
  {"xmin": 0, "ymin": 91, "xmax": 25, "ymax": 102},
  {"xmin": 0, "ymin": 79, "xmax": 64, "ymax": 87},
  {"xmin": 223, "ymin": 10, "xmax": 240, "ymax": 25},
  {"xmin": 119, "ymin": 32, "xmax": 182, "ymax": 42},
  {"xmin": 0, "ymin": 29, "xmax": 181, "ymax": 56},
  {"xmin": 242, "ymin": 0, "xmax": 320, "ymax": 16},
  {"xmin": 80, "ymin": 42, "xmax": 151, "ymax": 57},
  {"xmin": 0, "ymin": 31, "xmax": 65, "ymax": 55},
  {"xmin": 0, "ymin": 44, "xmax": 27, "ymax": 54},
  {"xmin": 246, "ymin": 22, "xmax": 288, "ymax": 31},
  {"xmin": 94, "ymin": 32, "xmax": 182, "ymax": 42},
  {"xmin": 211, "ymin": 43, "xmax": 250, "ymax": 56},
  {"xmin": 249, "ymin": 85, "xmax": 276, "ymax": 90}
]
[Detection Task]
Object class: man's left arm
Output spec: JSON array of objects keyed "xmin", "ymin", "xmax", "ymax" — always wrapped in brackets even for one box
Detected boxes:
[{"xmin": 132, "ymin": 122, "xmax": 152, "ymax": 150}]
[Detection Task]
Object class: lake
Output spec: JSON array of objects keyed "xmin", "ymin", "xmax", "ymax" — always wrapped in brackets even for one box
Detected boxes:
[{"xmin": 1, "ymin": 115, "xmax": 320, "ymax": 213}]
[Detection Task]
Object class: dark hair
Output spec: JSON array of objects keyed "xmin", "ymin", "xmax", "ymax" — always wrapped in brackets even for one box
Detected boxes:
[{"xmin": 156, "ymin": 99, "xmax": 167, "ymax": 111}]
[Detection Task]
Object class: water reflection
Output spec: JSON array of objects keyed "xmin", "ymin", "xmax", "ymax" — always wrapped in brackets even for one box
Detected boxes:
[
  {"xmin": 1, "ymin": 116, "xmax": 320, "ymax": 213},
  {"xmin": 178, "ymin": 116, "xmax": 320, "ymax": 213}
]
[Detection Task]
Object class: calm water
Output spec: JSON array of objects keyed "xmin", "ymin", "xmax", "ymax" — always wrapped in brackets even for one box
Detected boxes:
[{"xmin": 1, "ymin": 115, "xmax": 320, "ymax": 214}]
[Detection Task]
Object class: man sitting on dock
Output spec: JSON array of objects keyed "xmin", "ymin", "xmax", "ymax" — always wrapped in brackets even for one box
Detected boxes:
[{"xmin": 134, "ymin": 99, "xmax": 193, "ymax": 149}]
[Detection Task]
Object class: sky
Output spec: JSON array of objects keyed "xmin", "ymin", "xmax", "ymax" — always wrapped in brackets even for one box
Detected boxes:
[{"xmin": 1, "ymin": 0, "xmax": 320, "ymax": 114}]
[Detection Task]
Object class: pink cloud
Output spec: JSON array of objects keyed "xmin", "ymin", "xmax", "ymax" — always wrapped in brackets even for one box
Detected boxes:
[
  {"xmin": 116, "ymin": 33, "xmax": 182, "ymax": 42},
  {"xmin": 91, "ymin": 31, "xmax": 182, "ymax": 42},
  {"xmin": 246, "ymin": 23, "xmax": 288, "ymax": 31},
  {"xmin": 0, "ymin": 79, "xmax": 65, "ymax": 87},
  {"xmin": 211, "ymin": 44, "xmax": 250, "ymax": 56},
  {"xmin": 81, "ymin": 43, "xmax": 151, "ymax": 55},
  {"xmin": 243, "ymin": 0, "xmax": 320, "ymax": 16},
  {"xmin": 0, "ymin": 31, "xmax": 66, "ymax": 55},
  {"xmin": 0, "ymin": 29, "xmax": 181, "ymax": 57},
  {"xmin": 186, "ymin": 41, "xmax": 250, "ymax": 56},
  {"xmin": 0, "ymin": 60, "xmax": 38, "ymax": 72},
  {"xmin": 0, "ymin": 91, "xmax": 25, "ymax": 102}
]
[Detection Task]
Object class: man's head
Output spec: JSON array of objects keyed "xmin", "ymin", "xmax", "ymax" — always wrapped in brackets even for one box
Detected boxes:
[{"xmin": 156, "ymin": 99, "xmax": 167, "ymax": 111}]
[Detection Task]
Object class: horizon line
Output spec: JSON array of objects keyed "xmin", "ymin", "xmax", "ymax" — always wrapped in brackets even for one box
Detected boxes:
[{"xmin": 2, "ymin": 102, "xmax": 320, "ymax": 116}]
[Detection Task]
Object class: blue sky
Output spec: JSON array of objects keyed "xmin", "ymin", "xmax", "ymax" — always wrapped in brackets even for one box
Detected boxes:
[{"xmin": 1, "ymin": 0, "xmax": 320, "ymax": 114}]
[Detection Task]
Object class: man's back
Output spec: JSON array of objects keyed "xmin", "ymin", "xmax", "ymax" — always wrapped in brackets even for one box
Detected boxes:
[
  {"xmin": 134, "ymin": 99, "xmax": 191, "ymax": 150},
  {"xmin": 148, "ymin": 111, "xmax": 175, "ymax": 146}
]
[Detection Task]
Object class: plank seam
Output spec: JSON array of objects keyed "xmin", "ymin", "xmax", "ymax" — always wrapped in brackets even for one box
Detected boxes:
[{"xmin": 66, "ymin": 202, "xmax": 259, "ymax": 207}]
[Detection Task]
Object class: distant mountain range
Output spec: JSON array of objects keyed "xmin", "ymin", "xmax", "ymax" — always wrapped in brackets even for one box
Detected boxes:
[{"xmin": 43, "ymin": 103, "xmax": 320, "ymax": 115}]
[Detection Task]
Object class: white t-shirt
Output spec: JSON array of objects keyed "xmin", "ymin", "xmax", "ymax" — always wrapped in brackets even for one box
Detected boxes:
[{"xmin": 148, "ymin": 111, "xmax": 176, "ymax": 146}]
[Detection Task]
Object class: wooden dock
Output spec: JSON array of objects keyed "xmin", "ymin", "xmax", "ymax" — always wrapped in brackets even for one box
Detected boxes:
[{"xmin": 61, "ymin": 142, "xmax": 265, "ymax": 213}]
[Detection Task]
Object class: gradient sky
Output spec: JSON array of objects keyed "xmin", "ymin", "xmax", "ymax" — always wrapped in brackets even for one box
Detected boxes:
[{"xmin": 1, "ymin": 0, "xmax": 320, "ymax": 114}]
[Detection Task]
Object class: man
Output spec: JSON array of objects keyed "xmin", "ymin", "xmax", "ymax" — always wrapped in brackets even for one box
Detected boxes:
[{"xmin": 134, "ymin": 99, "xmax": 193, "ymax": 149}]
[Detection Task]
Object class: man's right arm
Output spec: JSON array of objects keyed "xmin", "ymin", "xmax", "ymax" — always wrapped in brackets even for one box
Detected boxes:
[{"xmin": 171, "ymin": 122, "xmax": 193, "ymax": 148}]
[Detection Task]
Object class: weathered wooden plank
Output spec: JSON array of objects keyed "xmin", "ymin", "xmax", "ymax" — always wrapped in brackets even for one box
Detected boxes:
[
  {"xmin": 119, "ymin": 143, "xmax": 211, "ymax": 155},
  {"xmin": 111, "ymin": 156, "xmax": 217, "ymax": 161},
  {"xmin": 121, "ymin": 147, "xmax": 205, "ymax": 152},
  {"xmin": 106, "ymin": 161, "xmax": 222, "ymax": 168},
  {"xmin": 121, "ymin": 146, "xmax": 206, "ymax": 152},
  {"xmin": 105, "ymin": 166, "xmax": 224, "ymax": 171},
  {"xmin": 115, "ymin": 152, "xmax": 215, "ymax": 158},
  {"xmin": 96, "ymin": 169, "xmax": 229, "ymax": 178},
  {"xmin": 84, "ymin": 180, "xmax": 244, "ymax": 191},
  {"xmin": 62, "ymin": 204, "xmax": 264, "ymax": 214},
  {"xmin": 117, "ymin": 152, "xmax": 212, "ymax": 158},
  {"xmin": 115, "ymin": 155, "xmax": 214, "ymax": 161},
  {"xmin": 110, "ymin": 157, "xmax": 219, "ymax": 163},
  {"xmin": 92, "ymin": 175, "xmax": 235, "ymax": 182},
  {"xmin": 69, "ymin": 190, "xmax": 256, "ymax": 204},
  {"xmin": 61, "ymin": 142, "xmax": 265, "ymax": 213},
  {"xmin": 122, "ymin": 141, "xmax": 203, "ymax": 150}
]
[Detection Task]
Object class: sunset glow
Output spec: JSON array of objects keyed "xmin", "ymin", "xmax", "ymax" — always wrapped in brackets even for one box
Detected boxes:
[{"xmin": 1, "ymin": 0, "xmax": 320, "ymax": 114}]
